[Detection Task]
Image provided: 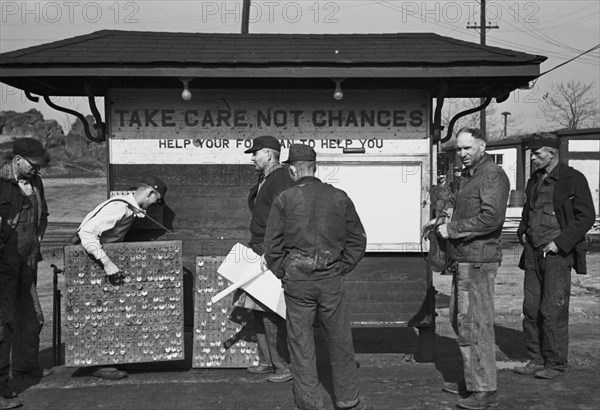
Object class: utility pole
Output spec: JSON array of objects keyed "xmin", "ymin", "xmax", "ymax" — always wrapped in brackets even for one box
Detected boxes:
[
  {"xmin": 501, "ymin": 112, "xmax": 511, "ymax": 138},
  {"xmin": 467, "ymin": 0, "xmax": 499, "ymax": 138},
  {"xmin": 241, "ymin": 0, "xmax": 251, "ymax": 33}
]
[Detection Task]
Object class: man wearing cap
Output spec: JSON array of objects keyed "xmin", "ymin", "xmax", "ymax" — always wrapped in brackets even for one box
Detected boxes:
[
  {"xmin": 76, "ymin": 175, "xmax": 167, "ymax": 379},
  {"xmin": 264, "ymin": 144, "xmax": 368, "ymax": 410},
  {"xmin": 239, "ymin": 135, "xmax": 293, "ymax": 382},
  {"xmin": 1, "ymin": 138, "xmax": 51, "ymax": 405},
  {"xmin": 514, "ymin": 133, "xmax": 594, "ymax": 380}
]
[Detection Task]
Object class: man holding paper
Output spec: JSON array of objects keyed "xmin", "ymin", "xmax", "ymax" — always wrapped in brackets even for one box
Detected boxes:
[
  {"xmin": 264, "ymin": 144, "xmax": 368, "ymax": 410},
  {"xmin": 237, "ymin": 135, "xmax": 293, "ymax": 382}
]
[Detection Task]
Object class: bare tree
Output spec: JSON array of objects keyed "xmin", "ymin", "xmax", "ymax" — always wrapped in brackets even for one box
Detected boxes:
[{"xmin": 538, "ymin": 80, "xmax": 599, "ymax": 130}]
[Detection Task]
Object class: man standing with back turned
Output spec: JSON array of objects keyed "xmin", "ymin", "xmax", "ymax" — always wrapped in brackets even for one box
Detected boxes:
[
  {"xmin": 514, "ymin": 133, "xmax": 594, "ymax": 379},
  {"xmin": 264, "ymin": 144, "xmax": 368, "ymax": 410},
  {"xmin": 434, "ymin": 128, "xmax": 510, "ymax": 410}
]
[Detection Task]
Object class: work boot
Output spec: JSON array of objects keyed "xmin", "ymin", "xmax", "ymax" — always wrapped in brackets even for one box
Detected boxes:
[
  {"xmin": 247, "ymin": 364, "xmax": 274, "ymax": 374},
  {"xmin": 534, "ymin": 368, "xmax": 563, "ymax": 379},
  {"xmin": 457, "ymin": 391, "xmax": 498, "ymax": 409},
  {"xmin": 442, "ymin": 381, "xmax": 468, "ymax": 394},
  {"xmin": 266, "ymin": 371, "xmax": 293, "ymax": 382},
  {"xmin": 89, "ymin": 367, "xmax": 127, "ymax": 380},
  {"xmin": 0, "ymin": 396, "xmax": 22, "ymax": 409},
  {"xmin": 513, "ymin": 361, "xmax": 544, "ymax": 375},
  {"xmin": 0, "ymin": 384, "xmax": 17, "ymax": 399}
]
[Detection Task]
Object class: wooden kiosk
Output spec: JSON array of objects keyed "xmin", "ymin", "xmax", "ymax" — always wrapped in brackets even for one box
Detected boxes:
[{"xmin": 0, "ymin": 31, "xmax": 546, "ymax": 363}]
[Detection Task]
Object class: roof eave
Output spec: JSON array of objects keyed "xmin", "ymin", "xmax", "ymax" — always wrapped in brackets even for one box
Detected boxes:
[{"xmin": 0, "ymin": 64, "xmax": 542, "ymax": 78}]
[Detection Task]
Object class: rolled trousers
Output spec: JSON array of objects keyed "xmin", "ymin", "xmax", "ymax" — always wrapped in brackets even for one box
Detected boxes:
[
  {"xmin": 521, "ymin": 243, "xmax": 572, "ymax": 370},
  {"xmin": 256, "ymin": 310, "xmax": 290, "ymax": 373},
  {"xmin": 285, "ymin": 275, "xmax": 361, "ymax": 410},
  {"xmin": 450, "ymin": 262, "xmax": 498, "ymax": 392}
]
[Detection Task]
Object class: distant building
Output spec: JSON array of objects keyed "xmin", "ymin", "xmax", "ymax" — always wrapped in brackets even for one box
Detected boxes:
[{"xmin": 442, "ymin": 128, "xmax": 600, "ymax": 240}]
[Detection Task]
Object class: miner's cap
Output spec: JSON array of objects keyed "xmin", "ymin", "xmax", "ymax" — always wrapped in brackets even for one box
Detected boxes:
[
  {"xmin": 140, "ymin": 175, "xmax": 168, "ymax": 200},
  {"xmin": 527, "ymin": 133, "xmax": 560, "ymax": 150},
  {"xmin": 284, "ymin": 144, "xmax": 317, "ymax": 163},
  {"xmin": 243, "ymin": 135, "xmax": 281, "ymax": 154},
  {"xmin": 13, "ymin": 137, "xmax": 50, "ymax": 166}
]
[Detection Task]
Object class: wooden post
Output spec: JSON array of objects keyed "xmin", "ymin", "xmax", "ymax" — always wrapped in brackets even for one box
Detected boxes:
[{"xmin": 241, "ymin": 0, "xmax": 251, "ymax": 33}]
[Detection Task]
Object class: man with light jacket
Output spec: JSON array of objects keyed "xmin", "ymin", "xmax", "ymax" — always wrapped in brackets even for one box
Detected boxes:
[{"xmin": 434, "ymin": 128, "xmax": 510, "ymax": 410}]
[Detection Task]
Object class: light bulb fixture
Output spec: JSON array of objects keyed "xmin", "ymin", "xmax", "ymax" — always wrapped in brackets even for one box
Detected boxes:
[
  {"xmin": 180, "ymin": 78, "xmax": 192, "ymax": 101},
  {"xmin": 332, "ymin": 79, "xmax": 344, "ymax": 101}
]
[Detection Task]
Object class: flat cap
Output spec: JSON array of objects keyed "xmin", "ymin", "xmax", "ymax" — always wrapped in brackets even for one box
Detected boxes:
[
  {"xmin": 527, "ymin": 133, "xmax": 560, "ymax": 150},
  {"xmin": 284, "ymin": 144, "xmax": 317, "ymax": 163},
  {"xmin": 13, "ymin": 137, "xmax": 50, "ymax": 166},
  {"xmin": 140, "ymin": 175, "xmax": 168, "ymax": 199},
  {"xmin": 244, "ymin": 135, "xmax": 281, "ymax": 153}
]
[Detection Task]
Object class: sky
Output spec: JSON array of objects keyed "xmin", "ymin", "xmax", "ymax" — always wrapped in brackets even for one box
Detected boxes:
[{"xmin": 1, "ymin": 0, "xmax": 599, "ymax": 135}]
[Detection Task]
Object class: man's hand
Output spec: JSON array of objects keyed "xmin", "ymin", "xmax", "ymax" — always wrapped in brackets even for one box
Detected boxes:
[
  {"xmin": 100, "ymin": 256, "xmax": 120, "ymax": 276},
  {"xmin": 437, "ymin": 223, "xmax": 449, "ymax": 239},
  {"xmin": 423, "ymin": 215, "xmax": 446, "ymax": 230},
  {"xmin": 260, "ymin": 254, "xmax": 268, "ymax": 272},
  {"xmin": 519, "ymin": 233, "xmax": 527, "ymax": 245},
  {"xmin": 543, "ymin": 241, "xmax": 559, "ymax": 255}
]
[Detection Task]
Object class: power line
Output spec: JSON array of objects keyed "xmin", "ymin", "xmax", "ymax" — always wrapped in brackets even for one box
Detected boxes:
[{"xmin": 538, "ymin": 43, "xmax": 600, "ymax": 77}]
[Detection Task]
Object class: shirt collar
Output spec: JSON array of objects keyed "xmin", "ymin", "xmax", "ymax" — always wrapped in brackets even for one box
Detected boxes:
[
  {"xmin": 534, "ymin": 162, "xmax": 560, "ymax": 181},
  {"xmin": 262, "ymin": 163, "xmax": 282, "ymax": 179},
  {"xmin": 545, "ymin": 162, "xmax": 560, "ymax": 180},
  {"xmin": 462, "ymin": 153, "xmax": 492, "ymax": 177},
  {"xmin": 294, "ymin": 175, "xmax": 321, "ymax": 186}
]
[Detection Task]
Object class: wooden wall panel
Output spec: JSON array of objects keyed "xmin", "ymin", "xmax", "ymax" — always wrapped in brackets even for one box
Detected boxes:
[{"xmin": 110, "ymin": 165, "xmax": 430, "ymax": 328}]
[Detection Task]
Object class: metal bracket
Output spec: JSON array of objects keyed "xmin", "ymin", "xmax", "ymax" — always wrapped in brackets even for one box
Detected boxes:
[
  {"xmin": 441, "ymin": 97, "xmax": 492, "ymax": 143},
  {"xmin": 24, "ymin": 88, "xmax": 105, "ymax": 143},
  {"xmin": 42, "ymin": 95, "xmax": 105, "ymax": 143}
]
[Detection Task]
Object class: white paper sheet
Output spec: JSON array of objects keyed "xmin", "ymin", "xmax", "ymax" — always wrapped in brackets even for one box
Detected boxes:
[{"xmin": 216, "ymin": 243, "xmax": 286, "ymax": 319}]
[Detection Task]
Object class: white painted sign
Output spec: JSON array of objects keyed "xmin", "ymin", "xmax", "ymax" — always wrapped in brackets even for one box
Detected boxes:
[
  {"xmin": 109, "ymin": 138, "xmax": 428, "ymax": 164},
  {"xmin": 108, "ymin": 87, "xmax": 431, "ymax": 252},
  {"xmin": 109, "ymin": 88, "xmax": 428, "ymax": 140},
  {"xmin": 324, "ymin": 162, "xmax": 425, "ymax": 251}
]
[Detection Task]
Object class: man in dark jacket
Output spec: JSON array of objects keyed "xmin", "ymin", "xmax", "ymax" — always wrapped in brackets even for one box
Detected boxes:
[
  {"xmin": 264, "ymin": 144, "xmax": 368, "ymax": 410},
  {"xmin": 239, "ymin": 136, "xmax": 293, "ymax": 382},
  {"xmin": 434, "ymin": 128, "xmax": 510, "ymax": 410},
  {"xmin": 514, "ymin": 133, "xmax": 595, "ymax": 380},
  {"xmin": 1, "ymin": 138, "xmax": 52, "ymax": 404}
]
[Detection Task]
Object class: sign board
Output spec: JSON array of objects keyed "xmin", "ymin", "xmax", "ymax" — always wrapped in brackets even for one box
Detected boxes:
[
  {"xmin": 108, "ymin": 88, "xmax": 431, "ymax": 251},
  {"xmin": 63, "ymin": 241, "xmax": 184, "ymax": 367},
  {"xmin": 193, "ymin": 256, "xmax": 261, "ymax": 368},
  {"xmin": 108, "ymin": 88, "xmax": 429, "ymax": 164}
]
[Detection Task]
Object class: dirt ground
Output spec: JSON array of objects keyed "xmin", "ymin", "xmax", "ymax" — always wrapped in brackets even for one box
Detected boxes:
[{"xmin": 7, "ymin": 179, "xmax": 599, "ymax": 409}]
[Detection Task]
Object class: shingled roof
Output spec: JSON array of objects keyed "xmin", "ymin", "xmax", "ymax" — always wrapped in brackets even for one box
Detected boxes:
[
  {"xmin": 1, "ymin": 30, "xmax": 544, "ymax": 65},
  {"xmin": 0, "ymin": 30, "xmax": 546, "ymax": 97}
]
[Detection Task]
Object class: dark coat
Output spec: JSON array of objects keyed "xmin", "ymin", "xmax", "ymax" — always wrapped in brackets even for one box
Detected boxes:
[
  {"xmin": 264, "ymin": 176, "xmax": 366, "ymax": 281},
  {"xmin": 0, "ymin": 163, "xmax": 49, "ymax": 248},
  {"xmin": 247, "ymin": 164, "xmax": 293, "ymax": 248},
  {"xmin": 517, "ymin": 162, "xmax": 595, "ymax": 273}
]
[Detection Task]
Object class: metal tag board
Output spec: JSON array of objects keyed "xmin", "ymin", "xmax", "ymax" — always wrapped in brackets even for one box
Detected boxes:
[
  {"xmin": 192, "ymin": 256, "xmax": 260, "ymax": 368},
  {"xmin": 63, "ymin": 240, "xmax": 184, "ymax": 367}
]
